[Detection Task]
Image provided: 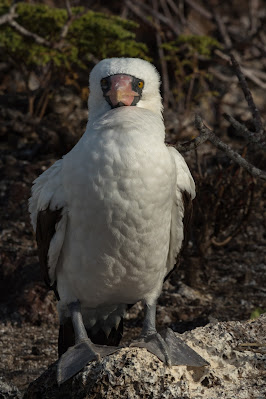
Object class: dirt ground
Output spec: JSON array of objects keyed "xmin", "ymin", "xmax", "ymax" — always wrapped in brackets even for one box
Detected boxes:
[{"xmin": 0, "ymin": 152, "xmax": 265, "ymax": 395}]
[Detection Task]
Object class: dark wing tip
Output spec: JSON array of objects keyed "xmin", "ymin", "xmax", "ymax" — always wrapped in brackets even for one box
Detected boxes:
[{"xmin": 36, "ymin": 207, "xmax": 63, "ymax": 292}]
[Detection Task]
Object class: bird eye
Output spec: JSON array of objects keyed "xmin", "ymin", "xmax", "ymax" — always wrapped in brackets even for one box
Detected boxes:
[
  {"xmin": 101, "ymin": 78, "xmax": 108, "ymax": 89},
  {"xmin": 138, "ymin": 81, "xmax": 144, "ymax": 89}
]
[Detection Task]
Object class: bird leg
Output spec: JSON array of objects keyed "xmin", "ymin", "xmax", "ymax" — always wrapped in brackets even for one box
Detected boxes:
[
  {"xmin": 131, "ymin": 301, "xmax": 208, "ymax": 368},
  {"xmin": 130, "ymin": 302, "xmax": 171, "ymax": 365},
  {"xmin": 57, "ymin": 301, "xmax": 119, "ymax": 385}
]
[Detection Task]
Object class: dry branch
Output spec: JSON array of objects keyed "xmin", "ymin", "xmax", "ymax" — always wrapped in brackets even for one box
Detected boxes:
[
  {"xmin": 0, "ymin": 4, "xmax": 17, "ymax": 25},
  {"xmin": 126, "ymin": 0, "xmax": 179, "ymax": 35},
  {"xmin": 56, "ymin": 1, "xmax": 86, "ymax": 47},
  {"xmin": 223, "ymin": 113, "xmax": 265, "ymax": 149},
  {"xmin": 166, "ymin": 0, "xmax": 186, "ymax": 24},
  {"xmin": 214, "ymin": 51, "xmax": 266, "ymax": 90},
  {"xmin": 0, "ymin": 4, "xmax": 52, "ymax": 47},
  {"xmin": 177, "ymin": 49, "xmax": 266, "ymax": 182},
  {"xmin": 230, "ymin": 54, "xmax": 264, "ymax": 135},
  {"xmin": 65, "ymin": 0, "xmax": 72, "ymax": 18},
  {"xmin": 125, "ymin": 0, "xmax": 155, "ymax": 28},
  {"xmin": 152, "ymin": 0, "xmax": 173, "ymax": 108},
  {"xmin": 1, "ymin": 2, "xmax": 86, "ymax": 52},
  {"xmin": 212, "ymin": 8, "xmax": 232, "ymax": 49},
  {"xmin": 184, "ymin": 0, "xmax": 212, "ymax": 19},
  {"xmin": 9, "ymin": 19, "xmax": 52, "ymax": 46},
  {"xmin": 194, "ymin": 115, "xmax": 266, "ymax": 181},
  {"xmin": 240, "ymin": 67, "xmax": 266, "ymax": 90},
  {"xmin": 133, "ymin": 0, "xmax": 175, "ymax": 27},
  {"xmin": 175, "ymin": 122, "xmax": 210, "ymax": 153}
]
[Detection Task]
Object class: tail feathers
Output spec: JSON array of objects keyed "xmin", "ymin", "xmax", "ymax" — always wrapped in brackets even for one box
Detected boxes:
[
  {"xmin": 88, "ymin": 320, "xmax": 123, "ymax": 347},
  {"xmin": 58, "ymin": 317, "xmax": 123, "ymax": 357},
  {"xmin": 58, "ymin": 318, "xmax": 74, "ymax": 357}
]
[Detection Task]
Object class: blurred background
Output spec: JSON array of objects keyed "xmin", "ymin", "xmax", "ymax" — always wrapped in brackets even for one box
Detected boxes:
[{"xmin": 0, "ymin": 0, "xmax": 265, "ymax": 393}]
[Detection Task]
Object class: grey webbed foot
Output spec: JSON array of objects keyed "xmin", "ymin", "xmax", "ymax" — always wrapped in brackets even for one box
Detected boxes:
[
  {"xmin": 57, "ymin": 301, "xmax": 120, "ymax": 385},
  {"xmin": 130, "ymin": 302, "xmax": 208, "ymax": 367},
  {"xmin": 57, "ymin": 340, "xmax": 119, "ymax": 385},
  {"xmin": 130, "ymin": 330, "xmax": 171, "ymax": 365},
  {"xmin": 131, "ymin": 328, "xmax": 208, "ymax": 367},
  {"xmin": 163, "ymin": 328, "xmax": 208, "ymax": 366}
]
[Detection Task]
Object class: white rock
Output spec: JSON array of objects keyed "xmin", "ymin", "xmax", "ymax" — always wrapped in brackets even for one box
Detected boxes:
[{"xmin": 24, "ymin": 314, "xmax": 266, "ymax": 399}]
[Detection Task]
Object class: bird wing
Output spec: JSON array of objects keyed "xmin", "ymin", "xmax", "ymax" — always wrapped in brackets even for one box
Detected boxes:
[
  {"xmin": 166, "ymin": 147, "xmax": 195, "ymax": 277},
  {"xmin": 29, "ymin": 159, "xmax": 67, "ymax": 290}
]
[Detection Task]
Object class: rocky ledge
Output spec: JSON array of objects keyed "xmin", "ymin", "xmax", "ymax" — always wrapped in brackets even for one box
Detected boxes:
[{"xmin": 21, "ymin": 314, "xmax": 266, "ymax": 399}]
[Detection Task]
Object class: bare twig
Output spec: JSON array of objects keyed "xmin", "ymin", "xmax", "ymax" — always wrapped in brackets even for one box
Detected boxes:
[
  {"xmin": 125, "ymin": 1, "xmax": 155, "ymax": 29},
  {"xmin": 152, "ymin": 0, "xmax": 172, "ymax": 108},
  {"xmin": 0, "ymin": 3, "xmax": 52, "ymax": 46},
  {"xmin": 194, "ymin": 115, "xmax": 266, "ymax": 181},
  {"xmin": 126, "ymin": 0, "xmax": 179, "ymax": 35},
  {"xmin": 159, "ymin": 0, "xmax": 172, "ymax": 22},
  {"xmin": 214, "ymin": 49, "xmax": 231, "ymax": 62},
  {"xmin": 212, "ymin": 9, "xmax": 232, "ymax": 49},
  {"xmin": 211, "ymin": 236, "xmax": 233, "ymax": 247},
  {"xmin": 184, "ymin": 0, "xmax": 212, "ymax": 19},
  {"xmin": 1, "ymin": 1, "xmax": 86, "ymax": 53},
  {"xmin": 249, "ymin": 0, "xmax": 259, "ymax": 35},
  {"xmin": 211, "ymin": 178, "xmax": 254, "ymax": 247},
  {"xmin": 134, "ymin": 0, "xmax": 176, "ymax": 28},
  {"xmin": 160, "ymin": 0, "xmax": 182, "ymax": 34},
  {"xmin": 208, "ymin": 67, "xmax": 235, "ymax": 83},
  {"xmin": 248, "ymin": 69, "xmax": 266, "ymax": 81},
  {"xmin": 175, "ymin": 123, "xmax": 210, "ymax": 153},
  {"xmin": 9, "ymin": 19, "xmax": 52, "ymax": 46},
  {"xmin": 241, "ymin": 66, "xmax": 266, "ymax": 90},
  {"xmin": 166, "ymin": 0, "xmax": 186, "ymax": 25},
  {"xmin": 121, "ymin": 4, "xmax": 129, "ymax": 19},
  {"xmin": 56, "ymin": 1, "xmax": 86, "ymax": 48},
  {"xmin": 223, "ymin": 113, "xmax": 266, "ymax": 148},
  {"xmin": 58, "ymin": 20, "xmax": 73, "ymax": 43},
  {"xmin": 214, "ymin": 50, "xmax": 266, "ymax": 88},
  {"xmin": 0, "ymin": 4, "xmax": 17, "ymax": 25},
  {"xmin": 65, "ymin": 0, "xmax": 72, "ymax": 18},
  {"xmin": 230, "ymin": 54, "xmax": 264, "ymax": 135},
  {"xmin": 255, "ymin": 38, "xmax": 266, "ymax": 57}
]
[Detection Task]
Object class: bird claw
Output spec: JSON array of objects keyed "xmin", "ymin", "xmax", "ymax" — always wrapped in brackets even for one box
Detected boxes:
[
  {"xmin": 57, "ymin": 341, "xmax": 119, "ymax": 385},
  {"xmin": 131, "ymin": 328, "xmax": 208, "ymax": 368}
]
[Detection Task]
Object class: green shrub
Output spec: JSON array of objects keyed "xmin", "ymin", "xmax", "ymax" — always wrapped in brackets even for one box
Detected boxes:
[
  {"xmin": 162, "ymin": 35, "xmax": 222, "ymax": 110},
  {"xmin": 0, "ymin": 1, "xmax": 149, "ymax": 115}
]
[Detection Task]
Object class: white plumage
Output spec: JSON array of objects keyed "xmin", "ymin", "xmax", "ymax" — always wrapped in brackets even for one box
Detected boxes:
[{"xmin": 29, "ymin": 57, "xmax": 195, "ymax": 347}]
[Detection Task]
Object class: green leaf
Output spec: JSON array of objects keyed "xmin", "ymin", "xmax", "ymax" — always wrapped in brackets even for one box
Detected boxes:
[
  {"xmin": 0, "ymin": 3, "xmax": 149, "ymax": 72},
  {"xmin": 250, "ymin": 308, "xmax": 265, "ymax": 320}
]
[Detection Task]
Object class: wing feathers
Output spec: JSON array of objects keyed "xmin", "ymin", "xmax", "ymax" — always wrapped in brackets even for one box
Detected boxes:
[
  {"xmin": 36, "ymin": 208, "xmax": 63, "ymax": 288},
  {"xmin": 181, "ymin": 190, "xmax": 193, "ymax": 249},
  {"xmin": 166, "ymin": 147, "xmax": 195, "ymax": 277},
  {"xmin": 29, "ymin": 158, "xmax": 67, "ymax": 289},
  {"xmin": 29, "ymin": 159, "xmax": 65, "ymax": 229}
]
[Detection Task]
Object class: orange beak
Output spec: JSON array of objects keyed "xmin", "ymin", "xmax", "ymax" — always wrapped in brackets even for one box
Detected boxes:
[{"xmin": 106, "ymin": 75, "xmax": 139, "ymax": 108}]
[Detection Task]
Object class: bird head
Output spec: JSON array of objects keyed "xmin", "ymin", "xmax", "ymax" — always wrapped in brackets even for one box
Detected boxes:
[{"xmin": 88, "ymin": 58, "xmax": 163, "ymax": 120}]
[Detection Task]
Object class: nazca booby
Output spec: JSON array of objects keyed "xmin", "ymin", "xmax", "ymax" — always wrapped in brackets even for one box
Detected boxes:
[{"xmin": 29, "ymin": 57, "xmax": 207, "ymax": 384}]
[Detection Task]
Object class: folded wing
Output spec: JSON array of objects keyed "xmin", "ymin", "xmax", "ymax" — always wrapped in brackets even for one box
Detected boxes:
[
  {"xmin": 29, "ymin": 160, "xmax": 67, "ymax": 290},
  {"xmin": 166, "ymin": 147, "xmax": 195, "ymax": 276}
]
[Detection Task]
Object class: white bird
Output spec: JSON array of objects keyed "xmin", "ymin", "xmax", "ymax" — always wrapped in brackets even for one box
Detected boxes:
[{"xmin": 29, "ymin": 57, "xmax": 206, "ymax": 384}]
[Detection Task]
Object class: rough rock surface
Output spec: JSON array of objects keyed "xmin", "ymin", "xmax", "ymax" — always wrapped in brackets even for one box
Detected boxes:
[
  {"xmin": 0, "ymin": 377, "xmax": 22, "ymax": 399},
  {"xmin": 23, "ymin": 314, "xmax": 266, "ymax": 399}
]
